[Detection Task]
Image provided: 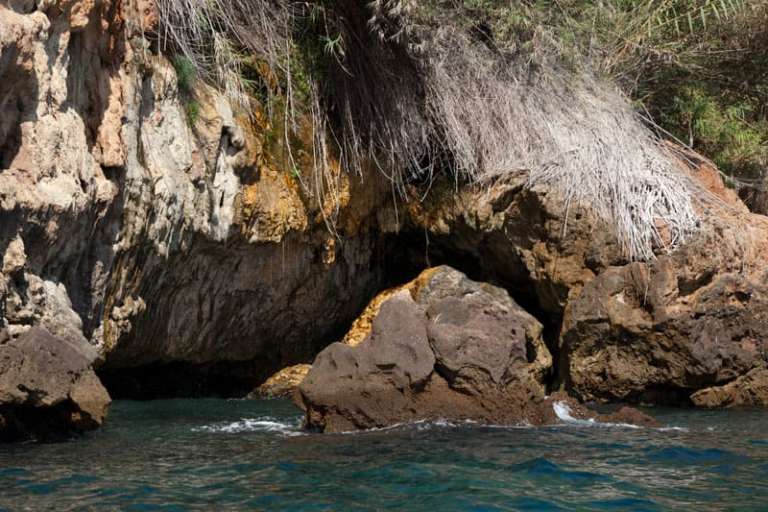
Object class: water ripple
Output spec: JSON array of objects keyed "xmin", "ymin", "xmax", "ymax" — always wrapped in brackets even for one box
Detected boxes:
[{"xmin": 0, "ymin": 399, "xmax": 765, "ymax": 511}]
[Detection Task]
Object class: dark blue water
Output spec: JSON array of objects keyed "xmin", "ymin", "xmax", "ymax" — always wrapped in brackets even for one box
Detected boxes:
[{"xmin": 1, "ymin": 399, "xmax": 767, "ymax": 511}]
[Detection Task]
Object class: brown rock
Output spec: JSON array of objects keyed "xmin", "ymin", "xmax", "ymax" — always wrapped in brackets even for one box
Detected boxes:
[
  {"xmin": 691, "ymin": 366, "xmax": 768, "ymax": 408},
  {"xmin": 297, "ymin": 266, "xmax": 556, "ymax": 432},
  {"xmin": 599, "ymin": 406, "xmax": 660, "ymax": 427},
  {"xmin": 536, "ymin": 392, "xmax": 659, "ymax": 427},
  {"xmin": 0, "ymin": 327, "xmax": 111, "ymax": 442},
  {"xmin": 406, "ymin": 152, "xmax": 768, "ymax": 409},
  {"xmin": 251, "ymin": 364, "xmax": 312, "ymax": 399},
  {"xmin": 299, "ymin": 288, "xmax": 436, "ymax": 432},
  {"xmin": 562, "ymin": 246, "xmax": 768, "ymax": 404}
]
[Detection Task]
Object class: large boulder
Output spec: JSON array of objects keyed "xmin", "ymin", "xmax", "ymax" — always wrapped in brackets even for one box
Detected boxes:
[
  {"xmin": 561, "ymin": 256, "xmax": 768, "ymax": 404},
  {"xmin": 296, "ymin": 266, "xmax": 556, "ymax": 432},
  {"xmin": 0, "ymin": 328, "xmax": 110, "ymax": 442},
  {"xmin": 560, "ymin": 161, "xmax": 768, "ymax": 404},
  {"xmin": 297, "ymin": 266, "xmax": 658, "ymax": 432}
]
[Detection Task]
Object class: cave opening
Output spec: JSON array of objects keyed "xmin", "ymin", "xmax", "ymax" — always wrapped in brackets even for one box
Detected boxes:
[
  {"xmin": 96, "ymin": 226, "xmax": 563, "ymax": 400},
  {"xmin": 392, "ymin": 228, "xmax": 566, "ymax": 392}
]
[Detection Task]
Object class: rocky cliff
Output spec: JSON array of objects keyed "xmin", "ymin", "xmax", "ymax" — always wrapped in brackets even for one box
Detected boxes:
[
  {"xmin": 403, "ymin": 155, "xmax": 768, "ymax": 408},
  {"xmin": 1, "ymin": 0, "xmax": 399, "ymax": 378},
  {"xmin": 1, "ymin": 1, "xmax": 767, "ymax": 440},
  {"xmin": 0, "ymin": 0, "xmax": 403, "ymax": 435}
]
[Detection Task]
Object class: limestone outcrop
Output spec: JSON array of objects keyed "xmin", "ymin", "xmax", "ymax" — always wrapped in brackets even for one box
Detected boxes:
[
  {"xmin": 0, "ymin": 327, "xmax": 110, "ymax": 442},
  {"xmin": 0, "ymin": 0, "xmax": 397, "ymax": 398},
  {"xmin": 406, "ymin": 157, "xmax": 768, "ymax": 407},
  {"xmin": 0, "ymin": 0, "xmax": 405, "ymax": 439}
]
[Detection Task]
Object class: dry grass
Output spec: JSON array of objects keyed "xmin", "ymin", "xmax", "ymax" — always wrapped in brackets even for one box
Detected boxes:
[
  {"xmin": 418, "ymin": 29, "xmax": 699, "ymax": 259},
  {"xmin": 156, "ymin": 0, "xmax": 703, "ymax": 260}
]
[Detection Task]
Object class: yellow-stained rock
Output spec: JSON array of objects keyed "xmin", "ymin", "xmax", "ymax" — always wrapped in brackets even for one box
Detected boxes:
[{"xmin": 252, "ymin": 364, "xmax": 312, "ymax": 399}]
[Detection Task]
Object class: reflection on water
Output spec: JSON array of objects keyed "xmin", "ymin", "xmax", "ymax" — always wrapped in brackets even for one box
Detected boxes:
[{"xmin": 1, "ymin": 399, "xmax": 766, "ymax": 511}]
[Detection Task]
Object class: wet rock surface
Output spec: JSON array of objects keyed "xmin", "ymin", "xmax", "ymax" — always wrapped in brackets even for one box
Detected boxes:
[
  {"xmin": 539, "ymin": 392, "xmax": 659, "ymax": 427},
  {"xmin": 0, "ymin": 328, "xmax": 110, "ymax": 442},
  {"xmin": 691, "ymin": 366, "xmax": 768, "ymax": 408}
]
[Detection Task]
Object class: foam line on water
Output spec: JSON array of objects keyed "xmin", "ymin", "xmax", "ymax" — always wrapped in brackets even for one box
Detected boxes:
[
  {"xmin": 335, "ymin": 418, "xmax": 536, "ymax": 435},
  {"xmin": 659, "ymin": 426, "xmax": 689, "ymax": 432},
  {"xmin": 193, "ymin": 417, "xmax": 304, "ymax": 436},
  {"xmin": 552, "ymin": 401, "xmax": 690, "ymax": 431}
]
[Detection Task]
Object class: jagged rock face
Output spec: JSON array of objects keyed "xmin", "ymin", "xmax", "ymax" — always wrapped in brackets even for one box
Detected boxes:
[
  {"xmin": 0, "ymin": 0, "xmax": 397, "ymax": 385},
  {"xmin": 560, "ymin": 162, "xmax": 768, "ymax": 404},
  {"xmin": 408, "ymin": 161, "xmax": 768, "ymax": 407},
  {"xmin": 405, "ymin": 179, "xmax": 624, "ymax": 322},
  {"xmin": 562, "ymin": 252, "xmax": 768, "ymax": 404},
  {"xmin": 0, "ymin": 327, "xmax": 110, "ymax": 442},
  {"xmin": 297, "ymin": 266, "xmax": 555, "ymax": 432}
]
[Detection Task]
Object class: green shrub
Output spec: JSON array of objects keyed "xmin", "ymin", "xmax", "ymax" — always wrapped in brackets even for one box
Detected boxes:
[
  {"xmin": 185, "ymin": 100, "xmax": 201, "ymax": 125},
  {"xmin": 661, "ymin": 87, "xmax": 766, "ymax": 178},
  {"xmin": 173, "ymin": 56, "xmax": 201, "ymax": 126},
  {"xmin": 173, "ymin": 56, "xmax": 196, "ymax": 95}
]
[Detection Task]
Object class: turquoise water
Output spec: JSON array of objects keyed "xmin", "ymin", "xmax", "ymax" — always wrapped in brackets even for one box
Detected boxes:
[{"xmin": 1, "ymin": 399, "xmax": 767, "ymax": 511}]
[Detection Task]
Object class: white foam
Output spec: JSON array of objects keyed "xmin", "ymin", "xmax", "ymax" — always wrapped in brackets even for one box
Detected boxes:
[
  {"xmin": 659, "ymin": 426, "xmax": 689, "ymax": 432},
  {"xmin": 552, "ymin": 401, "xmax": 641, "ymax": 429},
  {"xmin": 193, "ymin": 417, "xmax": 304, "ymax": 436},
  {"xmin": 553, "ymin": 401, "xmax": 596, "ymax": 425},
  {"xmin": 414, "ymin": 418, "xmax": 487, "ymax": 431},
  {"xmin": 335, "ymin": 418, "xmax": 488, "ymax": 435}
]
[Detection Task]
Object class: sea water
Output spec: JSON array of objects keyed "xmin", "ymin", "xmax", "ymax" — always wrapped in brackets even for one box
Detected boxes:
[{"xmin": 1, "ymin": 399, "xmax": 767, "ymax": 511}]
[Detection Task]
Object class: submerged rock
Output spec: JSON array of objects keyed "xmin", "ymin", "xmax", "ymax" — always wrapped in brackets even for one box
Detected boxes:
[
  {"xmin": 541, "ymin": 392, "xmax": 659, "ymax": 427},
  {"xmin": 0, "ymin": 328, "xmax": 111, "ymax": 442}
]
